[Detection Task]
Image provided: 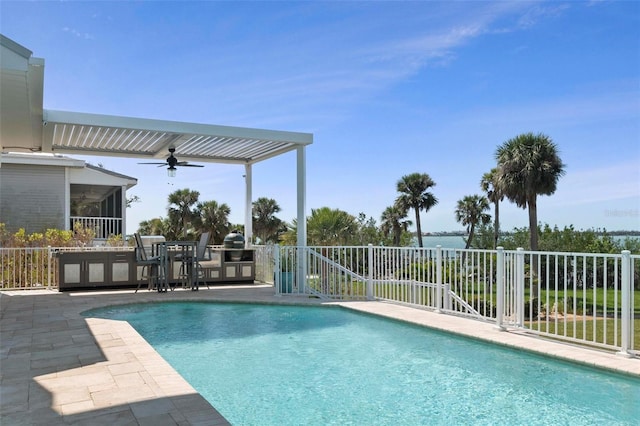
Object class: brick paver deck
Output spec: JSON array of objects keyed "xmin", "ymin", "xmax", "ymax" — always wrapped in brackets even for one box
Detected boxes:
[{"xmin": 1, "ymin": 285, "xmax": 638, "ymax": 425}]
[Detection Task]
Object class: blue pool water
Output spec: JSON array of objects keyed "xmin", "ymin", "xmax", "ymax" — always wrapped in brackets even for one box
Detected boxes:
[{"xmin": 84, "ymin": 303, "xmax": 640, "ymax": 425}]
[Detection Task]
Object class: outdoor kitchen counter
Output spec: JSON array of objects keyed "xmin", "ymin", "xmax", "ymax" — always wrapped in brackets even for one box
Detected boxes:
[{"xmin": 56, "ymin": 248, "xmax": 255, "ymax": 291}]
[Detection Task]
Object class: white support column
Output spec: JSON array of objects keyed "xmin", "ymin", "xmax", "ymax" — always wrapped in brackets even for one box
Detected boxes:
[
  {"xmin": 436, "ymin": 245, "xmax": 442, "ymax": 312},
  {"xmin": 617, "ymin": 250, "xmax": 632, "ymax": 357},
  {"xmin": 244, "ymin": 163, "xmax": 253, "ymax": 247},
  {"xmin": 367, "ymin": 244, "xmax": 374, "ymax": 300},
  {"xmin": 64, "ymin": 167, "xmax": 71, "ymax": 231},
  {"xmin": 296, "ymin": 146, "xmax": 306, "ymax": 247},
  {"xmin": 274, "ymin": 245, "xmax": 281, "ymax": 295},
  {"xmin": 495, "ymin": 247, "xmax": 505, "ymax": 331},
  {"xmin": 516, "ymin": 247, "xmax": 525, "ymax": 327},
  {"xmin": 121, "ymin": 185, "xmax": 127, "ymax": 237},
  {"xmin": 296, "ymin": 146, "xmax": 307, "ymax": 293}
]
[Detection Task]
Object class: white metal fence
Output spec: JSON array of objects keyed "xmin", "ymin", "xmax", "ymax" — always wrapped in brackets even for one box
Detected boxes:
[
  {"xmin": 1, "ymin": 244, "xmax": 636, "ymax": 356},
  {"xmin": 0, "ymin": 247, "xmax": 55, "ymax": 290},
  {"xmin": 0, "ymin": 246, "xmax": 131, "ymax": 290},
  {"xmin": 274, "ymin": 245, "xmax": 638, "ymax": 357},
  {"xmin": 254, "ymin": 244, "xmax": 275, "ymax": 285},
  {"xmin": 0, "ymin": 244, "xmax": 275, "ymax": 290}
]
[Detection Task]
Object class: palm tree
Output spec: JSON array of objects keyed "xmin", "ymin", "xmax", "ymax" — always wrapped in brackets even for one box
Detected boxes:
[
  {"xmin": 195, "ymin": 200, "xmax": 231, "ymax": 244},
  {"xmin": 279, "ymin": 219, "xmax": 298, "ymax": 246},
  {"xmin": 307, "ymin": 207, "xmax": 358, "ymax": 246},
  {"xmin": 137, "ymin": 218, "xmax": 166, "ymax": 236},
  {"xmin": 395, "ymin": 173, "xmax": 438, "ymax": 247},
  {"xmin": 495, "ymin": 133, "xmax": 565, "ymax": 252},
  {"xmin": 306, "ymin": 207, "xmax": 358, "ymax": 294},
  {"xmin": 252, "ymin": 197, "xmax": 284, "ymax": 244},
  {"xmin": 455, "ymin": 195, "xmax": 491, "ymax": 249},
  {"xmin": 381, "ymin": 205, "xmax": 412, "ymax": 246},
  {"xmin": 167, "ymin": 189, "xmax": 200, "ymax": 239},
  {"xmin": 480, "ymin": 168, "xmax": 503, "ymax": 249}
]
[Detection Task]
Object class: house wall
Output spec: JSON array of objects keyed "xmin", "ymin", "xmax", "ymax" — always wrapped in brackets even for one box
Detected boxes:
[{"xmin": 0, "ymin": 163, "xmax": 65, "ymax": 233}]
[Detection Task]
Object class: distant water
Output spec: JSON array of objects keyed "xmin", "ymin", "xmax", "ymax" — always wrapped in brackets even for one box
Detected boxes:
[
  {"xmin": 419, "ymin": 235, "xmax": 637, "ymax": 250},
  {"xmin": 420, "ymin": 235, "xmax": 467, "ymax": 249}
]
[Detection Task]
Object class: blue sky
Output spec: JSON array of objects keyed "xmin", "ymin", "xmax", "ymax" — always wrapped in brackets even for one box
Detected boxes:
[{"xmin": 2, "ymin": 1, "xmax": 639, "ymax": 235}]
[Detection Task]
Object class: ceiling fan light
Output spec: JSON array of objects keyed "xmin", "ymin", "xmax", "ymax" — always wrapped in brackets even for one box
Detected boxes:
[{"xmin": 168, "ymin": 167, "xmax": 177, "ymax": 178}]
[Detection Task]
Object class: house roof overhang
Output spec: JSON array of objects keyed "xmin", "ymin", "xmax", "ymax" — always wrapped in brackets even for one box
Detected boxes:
[
  {"xmin": 0, "ymin": 35, "xmax": 44, "ymax": 153},
  {"xmin": 1, "ymin": 152, "xmax": 138, "ymax": 189}
]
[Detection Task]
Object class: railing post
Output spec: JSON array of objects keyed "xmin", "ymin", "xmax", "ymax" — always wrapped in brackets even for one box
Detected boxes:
[
  {"xmin": 436, "ymin": 245, "xmax": 442, "ymax": 312},
  {"xmin": 47, "ymin": 246, "xmax": 52, "ymax": 291},
  {"xmin": 495, "ymin": 247, "xmax": 505, "ymax": 331},
  {"xmin": 617, "ymin": 250, "xmax": 632, "ymax": 357},
  {"xmin": 516, "ymin": 248, "xmax": 525, "ymax": 327},
  {"xmin": 367, "ymin": 244, "xmax": 374, "ymax": 300},
  {"xmin": 298, "ymin": 246, "xmax": 306, "ymax": 294},
  {"xmin": 274, "ymin": 245, "xmax": 281, "ymax": 295}
]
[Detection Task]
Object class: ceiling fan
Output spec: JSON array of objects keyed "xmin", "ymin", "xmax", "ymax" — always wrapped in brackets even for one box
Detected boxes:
[{"xmin": 138, "ymin": 147, "xmax": 204, "ymax": 177}]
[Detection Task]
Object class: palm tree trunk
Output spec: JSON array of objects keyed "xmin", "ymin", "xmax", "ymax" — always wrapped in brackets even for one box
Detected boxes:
[
  {"xmin": 528, "ymin": 196, "xmax": 539, "ymax": 298},
  {"xmin": 528, "ymin": 197, "xmax": 538, "ymax": 251},
  {"xmin": 466, "ymin": 224, "xmax": 475, "ymax": 249},
  {"xmin": 393, "ymin": 225, "xmax": 401, "ymax": 246},
  {"xmin": 414, "ymin": 208, "xmax": 423, "ymax": 247},
  {"xmin": 494, "ymin": 202, "xmax": 500, "ymax": 250}
]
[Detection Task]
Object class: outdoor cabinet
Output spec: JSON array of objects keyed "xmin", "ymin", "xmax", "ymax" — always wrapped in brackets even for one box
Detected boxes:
[
  {"xmin": 111, "ymin": 251, "xmax": 135, "ymax": 285},
  {"xmin": 200, "ymin": 266, "xmax": 223, "ymax": 282},
  {"xmin": 57, "ymin": 251, "xmax": 136, "ymax": 291},
  {"xmin": 223, "ymin": 262, "xmax": 254, "ymax": 280},
  {"xmin": 58, "ymin": 251, "xmax": 108, "ymax": 290},
  {"xmin": 222, "ymin": 249, "xmax": 255, "ymax": 282},
  {"xmin": 56, "ymin": 248, "xmax": 255, "ymax": 290}
]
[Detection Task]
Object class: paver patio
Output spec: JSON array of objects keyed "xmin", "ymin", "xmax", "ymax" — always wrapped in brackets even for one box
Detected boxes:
[{"xmin": 1, "ymin": 285, "xmax": 638, "ymax": 425}]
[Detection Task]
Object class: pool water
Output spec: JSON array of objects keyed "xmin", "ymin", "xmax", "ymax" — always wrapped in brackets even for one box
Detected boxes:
[{"xmin": 85, "ymin": 302, "xmax": 640, "ymax": 425}]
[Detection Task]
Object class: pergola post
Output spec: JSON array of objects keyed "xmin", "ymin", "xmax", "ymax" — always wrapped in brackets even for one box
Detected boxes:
[
  {"xmin": 244, "ymin": 163, "xmax": 253, "ymax": 246},
  {"xmin": 296, "ymin": 146, "xmax": 307, "ymax": 293},
  {"xmin": 296, "ymin": 146, "xmax": 306, "ymax": 247},
  {"xmin": 120, "ymin": 185, "xmax": 128, "ymax": 237}
]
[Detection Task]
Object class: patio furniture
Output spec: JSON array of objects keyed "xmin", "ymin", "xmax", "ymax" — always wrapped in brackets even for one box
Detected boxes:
[
  {"xmin": 154, "ymin": 240, "xmax": 198, "ymax": 292},
  {"xmin": 174, "ymin": 235, "xmax": 208, "ymax": 290},
  {"xmin": 134, "ymin": 233, "xmax": 163, "ymax": 293},
  {"xmin": 177, "ymin": 232, "xmax": 212, "ymax": 291}
]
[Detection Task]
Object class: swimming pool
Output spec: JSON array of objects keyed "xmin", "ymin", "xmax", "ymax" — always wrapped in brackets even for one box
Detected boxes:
[{"xmin": 85, "ymin": 302, "xmax": 640, "ymax": 425}]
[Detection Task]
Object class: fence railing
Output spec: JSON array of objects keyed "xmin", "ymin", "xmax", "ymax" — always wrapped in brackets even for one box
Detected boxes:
[
  {"xmin": 70, "ymin": 216, "xmax": 123, "ymax": 240},
  {"xmin": 0, "ymin": 247, "xmax": 55, "ymax": 290},
  {"xmin": 254, "ymin": 244, "xmax": 275, "ymax": 285},
  {"xmin": 0, "ymin": 246, "xmax": 132, "ymax": 290},
  {"xmin": 274, "ymin": 245, "xmax": 638, "ymax": 357},
  {"xmin": 1, "ymin": 243, "xmax": 636, "ymax": 356}
]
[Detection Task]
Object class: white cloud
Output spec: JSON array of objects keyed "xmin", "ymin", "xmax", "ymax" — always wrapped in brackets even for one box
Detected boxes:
[
  {"xmin": 62, "ymin": 26, "xmax": 93, "ymax": 40},
  {"xmin": 460, "ymin": 89, "xmax": 639, "ymax": 129},
  {"xmin": 548, "ymin": 161, "xmax": 640, "ymax": 206},
  {"xmin": 517, "ymin": 3, "xmax": 570, "ymax": 28}
]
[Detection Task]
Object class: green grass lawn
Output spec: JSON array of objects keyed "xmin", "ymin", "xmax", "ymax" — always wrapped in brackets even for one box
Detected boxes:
[
  {"xmin": 528, "ymin": 318, "xmax": 640, "ymax": 351},
  {"xmin": 441, "ymin": 281, "xmax": 640, "ymax": 315},
  {"xmin": 535, "ymin": 288, "xmax": 640, "ymax": 316},
  {"xmin": 306, "ymin": 278, "xmax": 639, "ymax": 351}
]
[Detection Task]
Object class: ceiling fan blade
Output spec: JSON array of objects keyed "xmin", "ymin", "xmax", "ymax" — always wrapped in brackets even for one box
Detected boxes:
[{"xmin": 139, "ymin": 149, "xmax": 204, "ymax": 173}]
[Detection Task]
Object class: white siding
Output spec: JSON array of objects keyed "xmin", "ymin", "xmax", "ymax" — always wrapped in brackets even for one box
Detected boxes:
[{"xmin": 0, "ymin": 163, "xmax": 65, "ymax": 233}]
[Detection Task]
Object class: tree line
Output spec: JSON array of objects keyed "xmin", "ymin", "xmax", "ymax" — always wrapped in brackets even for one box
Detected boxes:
[{"xmin": 134, "ymin": 132, "xmax": 637, "ymax": 253}]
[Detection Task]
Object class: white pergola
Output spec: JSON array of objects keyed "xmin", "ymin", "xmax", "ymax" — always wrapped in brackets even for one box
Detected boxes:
[{"xmin": 0, "ymin": 34, "xmax": 312, "ymax": 246}]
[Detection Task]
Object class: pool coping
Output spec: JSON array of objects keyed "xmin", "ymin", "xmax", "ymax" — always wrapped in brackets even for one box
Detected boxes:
[{"xmin": 1, "ymin": 286, "xmax": 638, "ymax": 425}]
